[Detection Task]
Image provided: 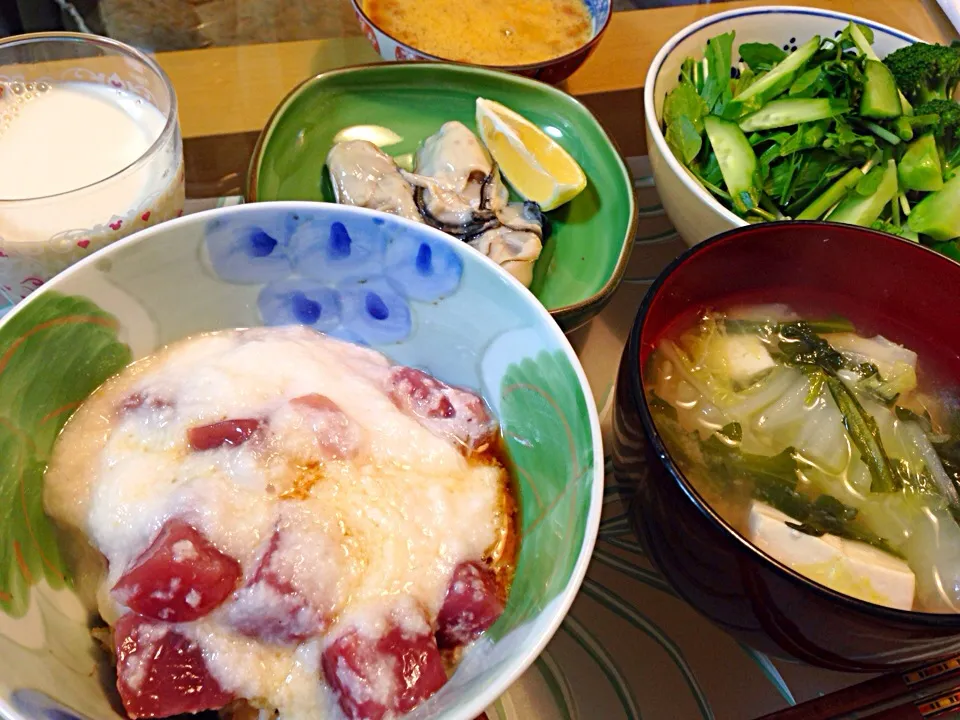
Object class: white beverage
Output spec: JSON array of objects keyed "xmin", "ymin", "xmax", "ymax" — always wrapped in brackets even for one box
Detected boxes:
[
  {"xmin": 0, "ymin": 80, "xmax": 184, "ymax": 300},
  {"xmin": 0, "ymin": 81, "xmax": 167, "ymax": 201}
]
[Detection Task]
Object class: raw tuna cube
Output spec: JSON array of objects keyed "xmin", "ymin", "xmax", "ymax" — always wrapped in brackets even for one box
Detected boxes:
[
  {"xmin": 387, "ymin": 367, "xmax": 497, "ymax": 452},
  {"xmin": 436, "ymin": 561, "xmax": 504, "ymax": 648},
  {"xmin": 114, "ymin": 614, "xmax": 233, "ymax": 719},
  {"xmin": 226, "ymin": 530, "xmax": 326, "ymax": 644},
  {"xmin": 322, "ymin": 622, "xmax": 447, "ymax": 719},
  {"xmin": 111, "ymin": 519, "xmax": 241, "ymax": 622},
  {"xmin": 290, "ymin": 393, "xmax": 342, "ymax": 413},
  {"xmin": 187, "ymin": 418, "xmax": 261, "ymax": 451},
  {"xmin": 284, "ymin": 393, "xmax": 361, "ymax": 460},
  {"xmin": 381, "ymin": 626, "xmax": 448, "ymax": 713},
  {"xmin": 119, "ymin": 392, "xmax": 172, "ymax": 413}
]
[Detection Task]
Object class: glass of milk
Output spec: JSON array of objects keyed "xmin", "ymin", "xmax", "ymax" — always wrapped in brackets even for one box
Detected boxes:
[{"xmin": 0, "ymin": 33, "xmax": 184, "ymax": 304}]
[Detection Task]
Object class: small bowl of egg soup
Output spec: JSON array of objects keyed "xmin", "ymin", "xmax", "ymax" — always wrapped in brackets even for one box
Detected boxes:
[{"xmin": 349, "ymin": 0, "xmax": 611, "ymax": 84}]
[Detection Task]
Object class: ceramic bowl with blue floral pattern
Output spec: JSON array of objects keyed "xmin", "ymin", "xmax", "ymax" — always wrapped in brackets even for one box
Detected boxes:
[{"xmin": 0, "ymin": 201, "xmax": 602, "ymax": 720}]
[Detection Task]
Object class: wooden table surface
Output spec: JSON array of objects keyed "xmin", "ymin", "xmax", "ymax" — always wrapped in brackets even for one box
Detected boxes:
[{"xmin": 159, "ymin": 0, "xmax": 958, "ymax": 199}]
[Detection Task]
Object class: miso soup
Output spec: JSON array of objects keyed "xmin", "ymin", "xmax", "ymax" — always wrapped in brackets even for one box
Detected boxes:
[{"xmin": 645, "ymin": 303, "xmax": 960, "ymax": 613}]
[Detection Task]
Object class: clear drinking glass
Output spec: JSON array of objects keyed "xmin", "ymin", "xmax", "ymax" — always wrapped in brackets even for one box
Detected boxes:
[{"xmin": 0, "ymin": 32, "xmax": 184, "ymax": 305}]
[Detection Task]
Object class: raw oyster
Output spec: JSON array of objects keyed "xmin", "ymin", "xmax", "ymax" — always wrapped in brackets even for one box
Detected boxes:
[
  {"xmin": 403, "ymin": 170, "xmax": 501, "ymax": 238},
  {"xmin": 403, "ymin": 120, "xmax": 504, "ymax": 235},
  {"xmin": 469, "ymin": 202, "xmax": 545, "ymax": 288},
  {"xmin": 406, "ymin": 121, "xmax": 546, "ymax": 287},
  {"xmin": 325, "ymin": 123, "xmax": 546, "ymax": 288},
  {"xmin": 326, "ymin": 140, "xmax": 423, "ymax": 223},
  {"xmin": 415, "ymin": 120, "xmax": 494, "ymax": 206}
]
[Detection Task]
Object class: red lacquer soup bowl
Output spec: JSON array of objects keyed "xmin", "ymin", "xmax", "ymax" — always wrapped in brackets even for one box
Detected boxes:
[{"xmin": 613, "ymin": 221, "xmax": 960, "ymax": 671}]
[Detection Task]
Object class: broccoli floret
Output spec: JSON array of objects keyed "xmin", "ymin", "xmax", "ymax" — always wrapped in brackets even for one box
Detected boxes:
[
  {"xmin": 913, "ymin": 99, "xmax": 960, "ymax": 169},
  {"xmin": 914, "ymin": 99, "xmax": 960, "ymax": 139},
  {"xmin": 884, "ymin": 43, "xmax": 960, "ymax": 105}
]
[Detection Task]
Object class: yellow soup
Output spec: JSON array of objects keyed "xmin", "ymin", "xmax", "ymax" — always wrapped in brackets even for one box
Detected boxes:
[{"xmin": 365, "ymin": 0, "xmax": 594, "ymax": 66}]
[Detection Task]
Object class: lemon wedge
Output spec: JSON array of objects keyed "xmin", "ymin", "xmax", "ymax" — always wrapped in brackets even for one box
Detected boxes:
[{"xmin": 475, "ymin": 98, "xmax": 587, "ymax": 212}]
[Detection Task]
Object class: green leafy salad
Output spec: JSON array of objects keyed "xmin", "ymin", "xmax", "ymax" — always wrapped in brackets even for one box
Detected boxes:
[{"xmin": 663, "ymin": 22, "xmax": 960, "ymax": 256}]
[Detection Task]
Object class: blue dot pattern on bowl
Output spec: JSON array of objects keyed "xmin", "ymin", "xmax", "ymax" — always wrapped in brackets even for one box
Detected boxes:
[
  {"xmin": 733, "ymin": 26, "xmax": 857, "ymax": 65},
  {"xmin": 582, "ymin": 0, "xmax": 609, "ymax": 33},
  {"xmin": 10, "ymin": 689, "xmax": 88, "ymax": 720},
  {"xmin": 205, "ymin": 212, "xmax": 464, "ymax": 345}
]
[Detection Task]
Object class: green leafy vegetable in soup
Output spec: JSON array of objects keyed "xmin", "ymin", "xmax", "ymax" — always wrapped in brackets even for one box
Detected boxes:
[{"xmin": 645, "ymin": 305, "xmax": 960, "ymax": 612}]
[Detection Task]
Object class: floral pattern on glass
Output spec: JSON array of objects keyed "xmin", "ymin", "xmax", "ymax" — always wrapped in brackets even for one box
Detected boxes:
[{"xmin": 204, "ymin": 212, "xmax": 464, "ymax": 345}]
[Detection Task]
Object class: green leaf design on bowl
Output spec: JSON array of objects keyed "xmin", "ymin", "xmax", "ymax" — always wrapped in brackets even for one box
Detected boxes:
[
  {"xmin": 0, "ymin": 292, "xmax": 131, "ymax": 617},
  {"xmin": 493, "ymin": 350, "xmax": 593, "ymax": 635}
]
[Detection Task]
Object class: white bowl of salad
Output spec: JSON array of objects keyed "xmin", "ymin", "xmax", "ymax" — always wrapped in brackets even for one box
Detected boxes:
[{"xmin": 645, "ymin": 6, "xmax": 960, "ymax": 249}]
